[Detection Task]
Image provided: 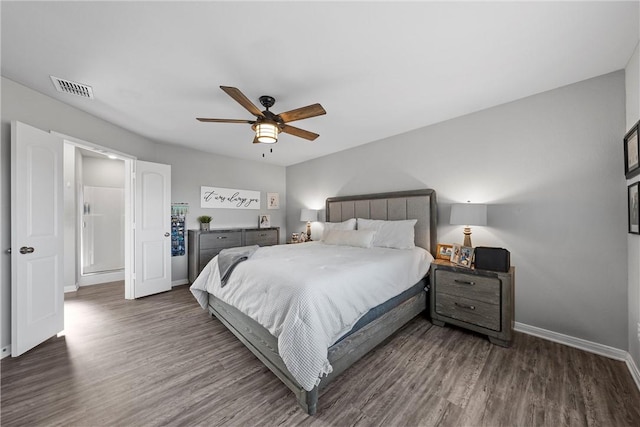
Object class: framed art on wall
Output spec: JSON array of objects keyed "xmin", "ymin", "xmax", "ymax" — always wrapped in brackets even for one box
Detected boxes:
[
  {"xmin": 629, "ymin": 181, "xmax": 639, "ymax": 235},
  {"xmin": 624, "ymin": 121, "xmax": 639, "ymax": 179},
  {"xmin": 267, "ymin": 192, "xmax": 280, "ymax": 209}
]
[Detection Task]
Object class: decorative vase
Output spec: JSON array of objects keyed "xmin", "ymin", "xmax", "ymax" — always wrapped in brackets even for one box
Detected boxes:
[{"xmin": 200, "ymin": 222, "xmax": 210, "ymax": 231}]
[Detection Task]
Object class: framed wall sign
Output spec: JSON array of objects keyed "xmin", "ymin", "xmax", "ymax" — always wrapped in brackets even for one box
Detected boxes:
[
  {"xmin": 624, "ymin": 121, "xmax": 639, "ymax": 179},
  {"xmin": 629, "ymin": 181, "xmax": 639, "ymax": 235},
  {"xmin": 201, "ymin": 186, "xmax": 260, "ymax": 209}
]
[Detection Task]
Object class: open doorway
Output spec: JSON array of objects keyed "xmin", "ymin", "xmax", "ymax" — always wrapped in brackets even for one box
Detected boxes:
[
  {"xmin": 59, "ymin": 133, "xmax": 135, "ymax": 298},
  {"xmin": 76, "ymin": 148, "xmax": 125, "ymax": 285}
]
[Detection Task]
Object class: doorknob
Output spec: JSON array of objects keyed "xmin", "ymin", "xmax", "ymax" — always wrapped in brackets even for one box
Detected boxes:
[
  {"xmin": 164, "ymin": 232, "xmax": 170, "ymax": 237},
  {"xmin": 19, "ymin": 246, "xmax": 35, "ymax": 254}
]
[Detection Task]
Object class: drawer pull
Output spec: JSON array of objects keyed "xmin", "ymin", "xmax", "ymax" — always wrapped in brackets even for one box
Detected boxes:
[
  {"xmin": 217, "ymin": 236, "xmax": 227, "ymax": 239},
  {"xmin": 259, "ymin": 233, "xmax": 267, "ymax": 237},
  {"xmin": 455, "ymin": 302, "xmax": 476, "ymax": 310},
  {"xmin": 454, "ymin": 279, "xmax": 475, "ymax": 286}
]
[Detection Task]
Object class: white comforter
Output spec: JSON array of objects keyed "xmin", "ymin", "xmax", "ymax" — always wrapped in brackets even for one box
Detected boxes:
[{"xmin": 190, "ymin": 241, "xmax": 432, "ymax": 391}]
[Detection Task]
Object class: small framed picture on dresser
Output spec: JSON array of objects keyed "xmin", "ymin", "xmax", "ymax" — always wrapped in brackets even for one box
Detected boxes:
[
  {"xmin": 259, "ymin": 214, "xmax": 271, "ymax": 228},
  {"xmin": 624, "ymin": 122, "xmax": 639, "ymax": 179},
  {"xmin": 629, "ymin": 181, "xmax": 639, "ymax": 235}
]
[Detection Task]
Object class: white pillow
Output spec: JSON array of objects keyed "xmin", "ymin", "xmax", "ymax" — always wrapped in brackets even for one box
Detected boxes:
[
  {"xmin": 357, "ymin": 218, "xmax": 417, "ymax": 249},
  {"xmin": 322, "ymin": 229, "xmax": 376, "ymax": 248},
  {"xmin": 320, "ymin": 218, "xmax": 357, "ymax": 240}
]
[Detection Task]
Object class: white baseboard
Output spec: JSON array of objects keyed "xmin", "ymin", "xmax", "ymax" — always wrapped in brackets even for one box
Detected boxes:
[
  {"xmin": 172, "ymin": 279, "xmax": 189, "ymax": 287},
  {"xmin": 514, "ymin": 322, "xmax": 628, "ymax": 361},
  {"xmin": 515, "ymin": 322, "xmax": 640, "ymax": 392},
  {"xmin": 64, "ymin": 283, "xmax": 79, "ymax": 293},
  {"xmin": 626, "ymin": 353, "xmax": 640, "ymax": 391},
  {"xmin": 1, "ymin": 346, "xmax": 10, "ymax": 359},
  {"xmin": 78, "ymin": 270, "xmax": 125, "ymax": 286}
]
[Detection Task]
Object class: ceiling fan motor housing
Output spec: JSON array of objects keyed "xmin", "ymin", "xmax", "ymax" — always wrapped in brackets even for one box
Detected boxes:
[{"xmin": 259, "ymin": 95, "xmax": 276, "ymax": 109}]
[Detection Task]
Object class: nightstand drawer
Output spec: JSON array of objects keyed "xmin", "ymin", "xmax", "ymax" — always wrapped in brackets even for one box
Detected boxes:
[
  {"xmin": 434, "ymin": 293, "xmax": 501, "ymax": 331},
  {"xmin": 200, "ymin": 231, "xmax": 242, "ymax": 250},
  {"xmin": 434, "ymin": 269, "xmax": 500, "ymax": 305},
  {"xmin": 245, "ymin": 229, "xmax": 278, "ymax": 246}
]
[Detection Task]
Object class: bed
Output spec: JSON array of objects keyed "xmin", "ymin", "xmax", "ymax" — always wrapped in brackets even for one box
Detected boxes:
[{"xmin": 190, "ymin": 189, "xmax": 437, "ymax": 414}]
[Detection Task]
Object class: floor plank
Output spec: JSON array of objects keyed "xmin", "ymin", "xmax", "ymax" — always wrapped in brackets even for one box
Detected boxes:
[{"xmin": 2, "ymin": 282, "xmax": 639, "ymax": 426}]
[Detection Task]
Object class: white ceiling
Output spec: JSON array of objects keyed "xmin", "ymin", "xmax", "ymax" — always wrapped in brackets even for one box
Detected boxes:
[{"xmin": 2, "ymin": 1, "xmax": 638, "ymax": 166}]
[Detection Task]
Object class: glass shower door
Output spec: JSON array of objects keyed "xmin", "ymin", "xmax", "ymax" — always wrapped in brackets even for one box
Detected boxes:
[{"xmin": 81, "ymin": 186, "xmax": 124, "ymax": 275}]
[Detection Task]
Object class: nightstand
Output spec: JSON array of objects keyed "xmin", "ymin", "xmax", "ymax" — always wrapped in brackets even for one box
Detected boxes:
[{"xmin": 429, "ymin": 259, "xmax": 515, "ymax": 347}]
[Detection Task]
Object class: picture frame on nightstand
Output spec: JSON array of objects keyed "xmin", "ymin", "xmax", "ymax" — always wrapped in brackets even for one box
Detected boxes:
[
  {"xmin": 629, "ymin": 181, "xmax": 639, "ymax": 235},
  {"xmin": 450, "ymin": 243, "xmax": 474, "ymax": 267},
  {"xmin": 624, "ymin": 121, "xmax": 639, "ymax": 179},
  {"xmin": 436, "ymin": 243, "xmax": 453, "ymax": 260}
]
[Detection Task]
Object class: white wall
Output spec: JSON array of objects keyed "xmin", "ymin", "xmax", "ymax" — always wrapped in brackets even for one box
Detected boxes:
[
  {"xmin": 287, "ymin": 71, "xmax": 628, "ymax": 350},
  {"xmin": 626, "ymin": 42, "xmax": 640, "ymax": 368},
  {"xmin": 0, "ymin": 77, "xmax": 286, "ymax": 351}
]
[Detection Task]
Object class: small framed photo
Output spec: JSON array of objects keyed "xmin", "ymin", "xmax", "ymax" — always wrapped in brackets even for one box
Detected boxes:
[
  {"xmin": 436, "ymin": 243, "xmax": 454, "ymax": 260},
  {"xmin": 259, "ymin": 214, "xmax": 271, "ymax": 228},
  {"xmin": 451, "ymin": 243, "xmax": 474, "ymax": 268},
  {"xmin": 267, "ymin": 192, "xmax": 280, "ymax": 209},
  {"xmin": 629, "ymin": 181, "xmax": 639, "ymax": 235},
  {"xmin": 624, "ymin": 122, "xmax": 639, "ymax": 179}
]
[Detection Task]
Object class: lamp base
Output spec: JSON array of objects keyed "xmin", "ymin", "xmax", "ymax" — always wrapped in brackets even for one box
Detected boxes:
[
  {"xmin": 463, "ymin": 227, "xmax": 472, "ymax": 247},
  {"xmin": 306, "ymin": 221, "xmax": 313, "ymax": 241}
]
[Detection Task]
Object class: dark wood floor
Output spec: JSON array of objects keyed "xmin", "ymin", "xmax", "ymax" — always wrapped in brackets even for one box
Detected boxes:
[{"xmin": 2, "ymin": 282, "xmax": 639, "ymax": 426}]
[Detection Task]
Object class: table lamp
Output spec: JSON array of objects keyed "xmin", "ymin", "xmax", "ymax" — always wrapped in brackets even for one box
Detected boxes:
[
  {"xmin": 300, "ymin": 208, "xmax": 318, "ymax": 241},
  {"xmin": 450, "ymin": 202, "xmax": 487, "ymax": 247}
]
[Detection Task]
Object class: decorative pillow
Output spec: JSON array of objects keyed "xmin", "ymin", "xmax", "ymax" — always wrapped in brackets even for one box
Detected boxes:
[
  {"xmin": 322, "ymin": 229, "xmax": 376, "ymax": 248},
  {"xmin": 357, "ymin": 218, "xmax": 417, "ymax": 249},
  {"xmin": 320, "ymin": 218, "xmax": 357, "ymax": 240}
]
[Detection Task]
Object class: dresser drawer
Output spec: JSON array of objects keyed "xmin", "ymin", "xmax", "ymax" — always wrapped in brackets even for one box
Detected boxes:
[
  {"xmin": 200, "ymin": 230, "xmax": 242, "ymax": 250},
  {"xmin": 434, "ymin": 293, "xmax": 501, "ymax": 331},
  {"xmin": 199, "ymin": 249, "xmax": 221, "ymax": 269},
  {"xmin": 434, "ymin": 269, "xmax": 500, "ymax": 305},
  {"xmin": 245, "ymin": 229, "xmax": 278, "ymax": 246}
]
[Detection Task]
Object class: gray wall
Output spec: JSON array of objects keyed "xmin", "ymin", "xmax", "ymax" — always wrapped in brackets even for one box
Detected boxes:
[
  {"xmin": 626, "ymin": 42, "xmax": 640, "ymax": 368},
  {"xmin": 286, "ymin": 71, "xmax": 628, "ymax": 350},
  {"xmin": 1, "ymin": 77, "xmax": 286, "ymax": 351}
]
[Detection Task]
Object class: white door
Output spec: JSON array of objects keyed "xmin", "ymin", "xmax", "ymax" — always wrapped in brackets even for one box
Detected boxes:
[
  {"xmin": 134, "ymin": 160, "xmax": 171, "ymax": 298},
  {"xmin": 11, "ymin": 121, "xmax": 64, "ymax": 357}
]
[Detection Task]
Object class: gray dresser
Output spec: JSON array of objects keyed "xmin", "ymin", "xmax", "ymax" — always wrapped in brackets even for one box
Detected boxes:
[
  {"xmin": 430, "ymin": 259, "xmax": 515, "ymax": 347},
  {"xmin": 188, "ymin": 227, "xmax": 279, "ymax": 283}
]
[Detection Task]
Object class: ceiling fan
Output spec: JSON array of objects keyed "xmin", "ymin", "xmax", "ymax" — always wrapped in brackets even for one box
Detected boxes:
[{"xmin": 197, "ymin": 86, "xmax": 326, "ymax": 144}]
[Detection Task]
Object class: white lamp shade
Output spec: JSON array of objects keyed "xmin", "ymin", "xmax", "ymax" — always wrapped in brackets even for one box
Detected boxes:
[
  {"xmin": 300, "ymin": 208, "xmax": 318, "ymax": 222},
  {"xmin": 450, "ymin": 203, "xmax": 487, "ymax": 226}
]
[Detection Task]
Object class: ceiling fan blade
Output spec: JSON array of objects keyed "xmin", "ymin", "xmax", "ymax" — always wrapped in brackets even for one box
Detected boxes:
[
  {"xmin": 196, "ymin": 118, "xmax": 255, "ymax": 124},
  {"xmin": 220, "ymin": 86, "xmax": 265, "ymax": 118},
  {"xmin": 278, "ymin": 103, "xmax": 326, "ymax": 123},
  {"xmin": 281, "ymin": 124, "xmax": 319, "ymax": 141}
]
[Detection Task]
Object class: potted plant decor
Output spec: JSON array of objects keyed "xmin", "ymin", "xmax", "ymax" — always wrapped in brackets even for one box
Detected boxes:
[{"xmin": 197, "ymin": 215, "xmax": 212, "ymax": 231}]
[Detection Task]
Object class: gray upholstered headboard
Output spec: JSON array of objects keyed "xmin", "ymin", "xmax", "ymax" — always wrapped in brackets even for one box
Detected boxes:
[{"xmin": 325, "ymin": 189, "xmax": 438, "ymax": 255}]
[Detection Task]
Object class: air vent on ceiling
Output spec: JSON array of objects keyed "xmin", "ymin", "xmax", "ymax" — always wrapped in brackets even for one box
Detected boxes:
[{"xmin": 50, "ymin": 76, "xmax": 94, "ymax": 99}]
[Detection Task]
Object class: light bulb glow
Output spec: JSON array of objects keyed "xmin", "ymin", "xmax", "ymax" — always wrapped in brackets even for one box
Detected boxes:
[{"xmin": 256, "ymin": 123, "xmax": 278, "ymax": 144}]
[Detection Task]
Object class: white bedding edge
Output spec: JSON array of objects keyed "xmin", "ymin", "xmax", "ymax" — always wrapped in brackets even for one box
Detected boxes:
[{"xmin": 191, "ymin": 241, "xmax": 433, "ymax": 391}]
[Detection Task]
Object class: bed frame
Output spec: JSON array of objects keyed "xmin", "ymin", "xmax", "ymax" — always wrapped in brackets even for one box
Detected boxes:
[{"xmin": 207, "ymin": 189, "xmax": 438, "ymax": 414}]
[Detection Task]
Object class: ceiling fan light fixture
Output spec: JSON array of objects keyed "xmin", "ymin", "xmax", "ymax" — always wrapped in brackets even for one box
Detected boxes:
[{"xmin": 256, "ymin": 122, "xmax": 279, "ymax": 144}]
